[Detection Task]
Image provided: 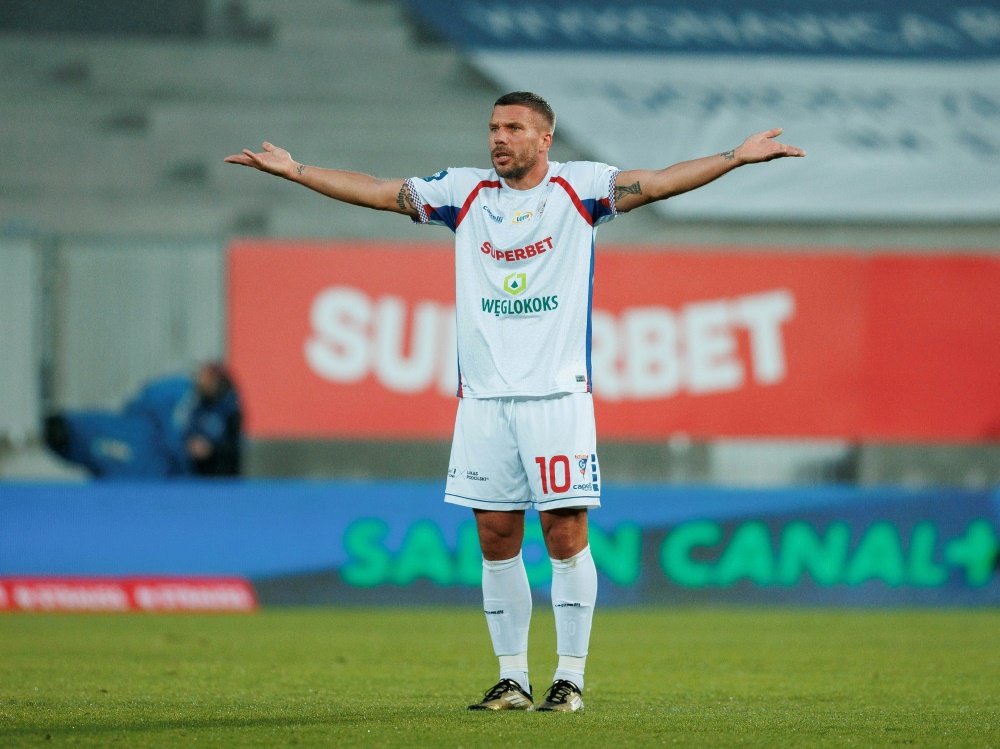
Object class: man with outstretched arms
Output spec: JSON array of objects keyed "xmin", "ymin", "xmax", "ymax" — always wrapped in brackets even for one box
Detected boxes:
[{"xmin": 226, "ymin": 91, "xmax": 804, "ymax": 712}]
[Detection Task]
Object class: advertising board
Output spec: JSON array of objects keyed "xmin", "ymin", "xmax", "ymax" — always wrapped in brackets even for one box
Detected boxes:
[
  {"xmin": 2, "ymin": 482, "xmax": 997, "ymax": 607},
  {"xmin": 229, "ymin": 242, "xmax": 1000, "ymax": 441}
]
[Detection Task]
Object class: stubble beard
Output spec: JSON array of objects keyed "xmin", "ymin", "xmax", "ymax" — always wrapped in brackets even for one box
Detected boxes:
[{"xmin": 493, "ymin": 151, "xmax": 536, "ymax": 181}]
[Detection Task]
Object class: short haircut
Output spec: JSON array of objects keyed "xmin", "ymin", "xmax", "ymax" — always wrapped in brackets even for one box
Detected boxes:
[{"xmin": 494, "ymin": 91, "xmax": 556, "ymax": 133}]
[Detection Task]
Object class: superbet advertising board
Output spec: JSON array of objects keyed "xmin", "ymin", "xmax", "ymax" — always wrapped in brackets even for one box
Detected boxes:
[{"xmin": 228, "ymin": 241, "xmax": 1000, "ymax": 441}]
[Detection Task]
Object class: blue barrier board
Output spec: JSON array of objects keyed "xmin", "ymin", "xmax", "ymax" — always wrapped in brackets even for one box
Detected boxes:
[{"xmin": 2, "ymin": 481, "xmax": 997, "ymax": 606}]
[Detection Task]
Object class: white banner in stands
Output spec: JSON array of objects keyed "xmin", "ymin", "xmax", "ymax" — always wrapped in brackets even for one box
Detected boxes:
[{"xmin": 469, "ymin": 53, "xmax": 1000, "ymax": 220}]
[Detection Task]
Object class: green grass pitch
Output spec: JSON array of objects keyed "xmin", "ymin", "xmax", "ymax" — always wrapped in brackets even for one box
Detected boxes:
[{"xmin": 1, "ymin": 607, "xmax": 997, "ymax": 747}]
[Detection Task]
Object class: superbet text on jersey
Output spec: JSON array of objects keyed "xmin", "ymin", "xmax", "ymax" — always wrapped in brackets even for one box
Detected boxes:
[{"xmin": 405, "ymin": 161, "xmax": 618, "ymax": 399}]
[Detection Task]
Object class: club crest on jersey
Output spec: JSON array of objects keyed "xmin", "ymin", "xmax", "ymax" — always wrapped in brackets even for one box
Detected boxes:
[
  {"xmin": 503, "ymin": 272, "xmax": 527, "ymax": 295},
  {"xmin": 511, "ymin": 210, "xmax": 533, "ymax": 224}
]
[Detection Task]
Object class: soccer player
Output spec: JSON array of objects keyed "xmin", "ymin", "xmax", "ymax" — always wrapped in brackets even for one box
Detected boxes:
[{"xmin": 225, "ymin": 91, "xmax": 804, "ymax": 712}]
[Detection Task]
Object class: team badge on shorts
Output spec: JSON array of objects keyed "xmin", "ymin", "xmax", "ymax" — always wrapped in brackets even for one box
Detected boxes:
[{"xmin": 576, "ymin": 453, "xmax": 599, "ymax": 492}]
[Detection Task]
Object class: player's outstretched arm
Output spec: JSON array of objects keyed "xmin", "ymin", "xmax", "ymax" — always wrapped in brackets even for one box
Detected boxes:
[
  {"xmin": 223, "ymin": 142, "xmax": 419, "ymax": 217},
  {"xmin": 613, "ymin": 128, "xmax": 805, "ymax": 213}
]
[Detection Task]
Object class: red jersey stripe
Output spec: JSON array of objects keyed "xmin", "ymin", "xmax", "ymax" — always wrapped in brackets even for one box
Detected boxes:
[
  {"xmin": 549, "ymin": 176, "xmax": 594, "ymax": 226},
  {"xmin": 455, "ymin": 180, "xmax": 502, "ymax": 229}
]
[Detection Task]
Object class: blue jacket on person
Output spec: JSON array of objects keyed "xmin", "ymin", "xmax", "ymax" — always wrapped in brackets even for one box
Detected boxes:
[{"xmin": 45, "ymin": 371, "xmax": 242, "ymax": 479}]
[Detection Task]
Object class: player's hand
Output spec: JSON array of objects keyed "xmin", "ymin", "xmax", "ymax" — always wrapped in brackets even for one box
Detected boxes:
[
  {"xmin": 735, "ymin": 128, "xmax": 805, "ymax": 164},
  {"xmin": 224, "ymin": 141, "xmax": 299, "ymax": 178}
]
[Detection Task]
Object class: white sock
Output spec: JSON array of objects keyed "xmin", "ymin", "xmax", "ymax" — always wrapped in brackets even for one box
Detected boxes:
[
  {"xmin": 498, "ymin": 653, "xmax": 530, "ymax": 695},
  {"xmin": 482, "ymin": 553, "xmax": 532, "ymax": 694},
  {"xmin": 550, "ymin": 545, "xmax": 597, "ymax": 691}
]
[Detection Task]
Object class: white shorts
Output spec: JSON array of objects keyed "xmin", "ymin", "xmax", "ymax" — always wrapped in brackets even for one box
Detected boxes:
[{"xmin": 444, "ymin": 392, "xmax": 601, "ymax": 512}]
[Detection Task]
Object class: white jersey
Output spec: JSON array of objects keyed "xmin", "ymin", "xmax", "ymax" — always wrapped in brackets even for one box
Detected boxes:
[{"xmin": 406, "ymin": 161, "xmax": 619, "ymax": 398}]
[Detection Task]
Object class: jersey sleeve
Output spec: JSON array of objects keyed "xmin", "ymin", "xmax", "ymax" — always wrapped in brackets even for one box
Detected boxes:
[
  {"xmin": 404, "ymin": 169, "xmax": 461, "ymax": 231},
  {"xmin": 592, "ymin": 162, "xmax": 620, "ymax": 227}
]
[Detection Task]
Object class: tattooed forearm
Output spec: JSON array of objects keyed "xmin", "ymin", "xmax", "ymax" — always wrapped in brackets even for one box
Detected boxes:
[
  {"xmin": 721, "ymin": 149, "xmax": 736, "ymax": 161},
  {"xmin": 296, "ymin": 164, "xmax": 305, "ymax": 175},
  {"xmin": 614, "ymin": 180, "xmax": 642, "ymax": 201}
]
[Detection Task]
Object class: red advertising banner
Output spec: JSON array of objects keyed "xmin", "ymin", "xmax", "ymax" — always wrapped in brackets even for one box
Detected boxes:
[
  {"xmin": 230, "ymin": 242, "xmax": 458, "ymax": 439},
  {"xmin": 0, "ymin": 578, "xmax": 258, "ymax": 613},
  {"xmin": 228, "ymin": 241, "xmax": 1000, "ymax": 441}
]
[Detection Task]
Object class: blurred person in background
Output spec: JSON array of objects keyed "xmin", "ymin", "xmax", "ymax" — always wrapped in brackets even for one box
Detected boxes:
[{"xmin": 43, "ymin": 362, "xmax": 242, "ymax": 478}]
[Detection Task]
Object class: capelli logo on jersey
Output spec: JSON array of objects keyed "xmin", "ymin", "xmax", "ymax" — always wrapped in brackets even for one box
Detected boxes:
[
  {"xmin": 482, "ymin": 205, "xmax": 504, "ymax": 224},
  {"xmin": 511, "ymin": 210, "xmax": 533, "ymax": 224}
]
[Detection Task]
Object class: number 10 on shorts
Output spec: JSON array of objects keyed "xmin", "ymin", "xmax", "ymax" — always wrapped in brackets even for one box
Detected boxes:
[{"xmin": 535, "ymin": 454, "xmax": 598, "ymax": 494}]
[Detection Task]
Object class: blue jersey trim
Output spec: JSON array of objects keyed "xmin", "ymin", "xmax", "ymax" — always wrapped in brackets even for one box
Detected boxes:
[
  {"xmin": 580, "ymin": 197, "xmax": 616, "ymax": 224},
  {"xmin": 585, "ymin": 236, "xmax": 595, "ymax": 391},
  {"xmin": 428, "ymin": 205, "xmax": 460, "ymax": 232}
]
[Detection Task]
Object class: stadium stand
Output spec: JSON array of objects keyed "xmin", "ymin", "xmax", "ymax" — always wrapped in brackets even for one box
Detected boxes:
[{"xmin": 1, "ymin": 0, "xmax": 998, "ymax": 485}]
